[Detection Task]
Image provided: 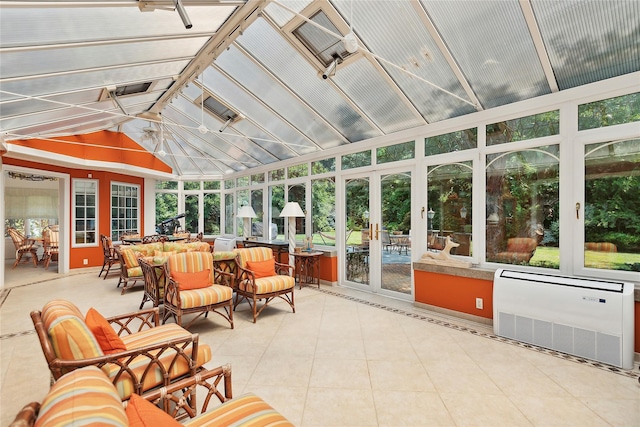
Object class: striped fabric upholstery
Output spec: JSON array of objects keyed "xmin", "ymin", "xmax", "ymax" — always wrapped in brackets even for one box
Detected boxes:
[
  {"xmin": 212, "ymin": 250, "xmax": 236, "ymax": 260},
  {"xmin": 167, "ymin": 252, "xmax": 215, "ymax": 283},
  {"xmin": 176, "ymin": 286, "xmax": 233, "ymax": 308},
  {"xmin": 42, "ymin": 300, "xmax": 84, "ymax": 328},
  {"xmin": 105, "ymin": 323, "xmax": 212, "ymax": 399},
  {"xmin": 164, "ymin": 241, "xmax": 210, "ymax": 253},
  {"xmin": 184, "ymin": 393, "xmax": 294, "ymax": 427},
  {"xmin": 240, "ymin": 276, "xmax": 294, "ymax": 293},
  {"xmin": 234, "ymin": 248, "xmax": 294, "ymax": 292},
  {"xmin": 234, "ymin": 247, "xmax": 273, "ymax": 269},
  {"xmin": 42, "ymin": 300, "xmax": 104, "ymax": 362},
  {"xmin": 121, "ymin": 243, "xmax": 164, "ymax": 268},
  {"xmin": 34, "ymin": 366, "xmax": 128, "ymax": 427},
  {"xmin": 585, "ymin": 242, "xmax": 618, "ymax": 252}
]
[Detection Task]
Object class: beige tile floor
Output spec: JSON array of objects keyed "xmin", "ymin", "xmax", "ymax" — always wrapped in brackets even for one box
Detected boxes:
[{"xmin": 2, "ymin": 260, "xmax": 639, "ymax": 426}]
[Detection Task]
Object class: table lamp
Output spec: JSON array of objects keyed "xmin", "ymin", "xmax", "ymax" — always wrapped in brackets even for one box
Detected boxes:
[
  {"xmin": 238, "ymin": 205, "xmax": 257, "ymax": 238},
  {"xmin": 279, "ymin": 202, "xmax": 305, "ymax": 267}
]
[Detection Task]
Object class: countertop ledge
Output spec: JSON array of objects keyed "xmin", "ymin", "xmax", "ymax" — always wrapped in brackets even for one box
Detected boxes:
[{"xmin": 412, "ymin": 262, "xmax": 494, "ymax": 281}]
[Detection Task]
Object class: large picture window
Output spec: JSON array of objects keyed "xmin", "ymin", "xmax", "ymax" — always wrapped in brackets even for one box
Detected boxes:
[
  {"xmin": 584, "ymin": 138, "xmax": 640, "ymax": 271},
  {"xmin": 111, "ymin": 183, "xmax": 139, "ymax": 241},
  {"xmin": 73, "ymin": 179, "xmax": 97, "ymax": 246},
  {"xmin": 312, "ymin": 177, "xmax": 336, "ymax": 246},
  {"xmin": 485, "ymin": 146, "xmax": 559, "ymax": 267},
  {"xmin": 427, "ymin": 162, "xmax": 472, "ymax": 256}
]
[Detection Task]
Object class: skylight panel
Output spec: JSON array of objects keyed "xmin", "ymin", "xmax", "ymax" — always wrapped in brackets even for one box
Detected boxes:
[
  {"xmin": 292, "ymin": 10, "xmax": 355, "ymax": 67},
  {"xmin": 203, "ymin": 96, "xmax": 238, "ymax": 122}
]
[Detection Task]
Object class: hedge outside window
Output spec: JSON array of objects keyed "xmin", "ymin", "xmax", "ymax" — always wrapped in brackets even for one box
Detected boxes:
[
  {"xmin": 204, "ymin": 193, "xmax": 221, "ymax": 235},
  {"xmin": 224, "ymin": 193, "xmax": 234, "ymax": 234},
  {"xmin": 312, "ymin": 177, "xmax": 336, "ymax": 246},
  {"xmin": 155, "ymin": 193, "xmax": 178, "ymax": 234}
]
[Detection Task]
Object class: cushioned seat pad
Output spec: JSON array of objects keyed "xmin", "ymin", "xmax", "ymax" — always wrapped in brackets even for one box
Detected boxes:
[{"xmin": 183, "ymin": 393, "xmax": 294, "ymax": 427}]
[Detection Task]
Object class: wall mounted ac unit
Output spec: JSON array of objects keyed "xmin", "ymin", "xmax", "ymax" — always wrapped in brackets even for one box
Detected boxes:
[{"xmin": 493, "ymin": 269, "xmax": 634, "ymax": 369}]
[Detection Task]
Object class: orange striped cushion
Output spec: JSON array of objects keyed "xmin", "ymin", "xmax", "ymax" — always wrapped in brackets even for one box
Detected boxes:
[
  {"xmin": 35, "ymin": 366, "xmax": 128, "ymax": 427},
  {"xmin": 42, "ymin": 300, "xmax": 84, "ymax": 330},
  {"xmin": 121, "ymin": 249, "xmax": 141, "ymax": 269},
  {"xmin": 106, "ymin": 324, "xmax": 212, "ymax": 399},
  {"xmin": 176, "ymin": 285, "xmax": 233, "ymax": 308},
  {"xmin": 167, "ymin": 252, "xmax": 214, "ymax": 282},
  {"xmin": 240, "ymin": 276, "xmax": 295, "ymax": 294},
  {"xmin": 183, "ymin": 393, "xmax": 294, "ymax": 427},
  {"xmin": 234, "ymin": 247, "xmax": 273, "ymax": 269}
]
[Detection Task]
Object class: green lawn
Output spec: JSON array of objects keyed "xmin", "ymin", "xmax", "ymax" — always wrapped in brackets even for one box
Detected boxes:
[{"xmin": 531, "ymin": 246, "xmax": 640, "ymax": 271}]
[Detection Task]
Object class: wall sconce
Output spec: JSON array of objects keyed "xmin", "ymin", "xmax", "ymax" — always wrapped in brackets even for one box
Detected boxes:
[
  {"xmin": 238, "ymin": 205, "xmax": 257, "ymax": 238},
  {"xmin": 280, "ymin": 202, "xmax": 305, "ymax": 267}
]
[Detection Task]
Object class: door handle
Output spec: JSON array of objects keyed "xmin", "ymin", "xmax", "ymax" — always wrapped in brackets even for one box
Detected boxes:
[{"xmin": 375, "ymin": 223, "xmax": 380, "ymax": 240}]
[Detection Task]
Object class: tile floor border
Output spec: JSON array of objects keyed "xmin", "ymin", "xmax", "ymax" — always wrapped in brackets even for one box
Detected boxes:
[{"xmin": 313, "ymin": 287, "xmax": 640, "ymax": 381}]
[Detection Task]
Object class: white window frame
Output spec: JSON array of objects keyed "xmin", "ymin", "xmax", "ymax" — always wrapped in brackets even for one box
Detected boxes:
[{"xmin": 72, "ymin": 178, "xmax": 99, "ymax": 248}]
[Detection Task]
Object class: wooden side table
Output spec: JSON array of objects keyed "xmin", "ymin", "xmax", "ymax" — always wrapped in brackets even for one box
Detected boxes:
[{"xmin": 290, "ymin": 251, "xmax": 323, "ymax": 289}]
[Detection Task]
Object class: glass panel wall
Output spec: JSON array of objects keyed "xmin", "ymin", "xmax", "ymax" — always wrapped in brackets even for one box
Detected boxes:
[
  {"xmin": 584, "ymin": 138, "xmax": 640, "ymax": 271},
  {"xmin": 485, "ymin": 147, "xmax": 559, "ymax": 267},
  {"xmin": 288, "ymin": 183, "xmax": 306, "ymax": 240},
  {"xmin": 312, "ymin": 177, "xmax": 336, "ymax": 246},
  {"xmin": 270, "ymin": 184, "xmax": 285, "ymax": 239},
  {"xmin": 427, "ymin": 162, "xmax": 472, "ymax": 255}
]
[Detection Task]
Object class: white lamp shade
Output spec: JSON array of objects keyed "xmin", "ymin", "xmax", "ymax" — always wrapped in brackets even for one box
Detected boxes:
[
  {"xmin": 238, "ymin": 205, "xmax": 257, "ymax": 218},
  {"xmin": 279, "ymin": 202, "xmax": 305, "ymax": 218}
]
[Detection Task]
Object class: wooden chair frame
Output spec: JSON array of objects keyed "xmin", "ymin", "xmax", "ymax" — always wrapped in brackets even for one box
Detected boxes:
[
  {"xmin": 41, "ymin": 226, "xmax": 59, "ymax": 269},
  {"xmin": 31, "ymin": 307, "xmax": 204, "ymax": 399},
  {"xmin": 163, "ymin": 253, "xmax": 234, "ymax": 329},
  {"xmin": 7, "ymin": 227, "xmax": 38, "ymax": 268},
  {"xmin": 138, "ymin": 257, "xmax": 165, "ymax": 309},
  {"xmin": 99, "ymin": 234, "xmax": 121, "ymax": 279},
  {"xmin": 220, "ymin": 248, "xmax": 295, "ymax": 323}
]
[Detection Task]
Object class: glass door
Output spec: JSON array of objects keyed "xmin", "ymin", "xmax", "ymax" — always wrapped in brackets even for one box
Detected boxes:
[{"xmin": 343, "ymin": 169, "xmax": 413, "ymax": 299}]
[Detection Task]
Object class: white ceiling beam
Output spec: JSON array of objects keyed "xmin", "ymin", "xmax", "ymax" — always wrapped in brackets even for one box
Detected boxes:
[
  {"xmin": 410, "ymin": 1, "xmax": 482, "ymax": 111},
  {"xmin": 519, "ymin": 0, "xmax": 559, "ymax": 93}
]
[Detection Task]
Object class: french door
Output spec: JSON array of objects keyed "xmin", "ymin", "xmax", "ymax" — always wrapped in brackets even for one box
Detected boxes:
[{"xmin": 342, "ymin": 168, "xmax": 413, "ymax": 299}]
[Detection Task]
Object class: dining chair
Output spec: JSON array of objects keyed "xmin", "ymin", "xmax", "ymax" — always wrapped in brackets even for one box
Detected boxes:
[
  {"xmin": 99, "ymin": 234, "xmax": 121, "ymax": 279},
  {"xmin": 42, "ymin": 226, "xmax": 59, "ymax": 269},
  {"xmin": 7, "ymin": 227, "xmax": 38, "ymax": 268}
]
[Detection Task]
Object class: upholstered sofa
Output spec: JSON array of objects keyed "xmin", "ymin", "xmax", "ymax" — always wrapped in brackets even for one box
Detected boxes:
[
  {"xmin": 10, "ymin": 365, "xmax": 293, "ymax": 427},
  {"xmin": 31, "ymin": 299, "xmax": 211, "ymax": 401},
  {"xmin": 115, "ymin": 241, "xmax": 211, "ymax": 294},
  {"xmin": 493, "ymin": 237, "xmax": 538, "ymax": 264}
]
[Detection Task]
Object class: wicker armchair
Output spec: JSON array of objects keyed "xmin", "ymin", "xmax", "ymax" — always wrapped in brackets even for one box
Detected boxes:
[
  {"xmin": 99, "ymin": 234, "xmax": 121, "ymax": 279},
  {"xmin": 229, "ymin": 247, "xmax": 295, "ymax": 323},
  {"xmin": 7, "ymin": 227, "xmax": 38, "ymax": 268},
  {"xmin": 31, "ymin": 300, "xmax": 212, "ymax": 401},
  {"xmin": 163, "ymin": 251, "xmax": 234, "ymax": 329},
  {"xmin": 138, "ymin": 256, "xmax": 165, "ymax": 309},
  {"xmin": 41, "ymin": 226, "xmax": 59, "ymax": 269}
]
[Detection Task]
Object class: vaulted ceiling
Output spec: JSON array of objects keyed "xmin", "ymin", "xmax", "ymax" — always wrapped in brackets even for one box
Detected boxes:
[{"xmin": 2, "ymin": 0, "xmax": 638, "ymax": 177}]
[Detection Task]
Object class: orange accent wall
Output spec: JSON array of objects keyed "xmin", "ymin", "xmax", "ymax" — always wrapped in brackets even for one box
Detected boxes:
[
  {"xmin": 6, "ymin": 131, "xmax": 172, "ymax": 174},
  {"xmin": 3, "ymin": 158, "xmax": 145, "ymax": 270},
  {"xmin": 414, "ymin": 270, "xmax": 493, "ymax": 319},
  {"xmin": 319, "ymin": 255, "xmax": 337, "ymax": 282}
]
